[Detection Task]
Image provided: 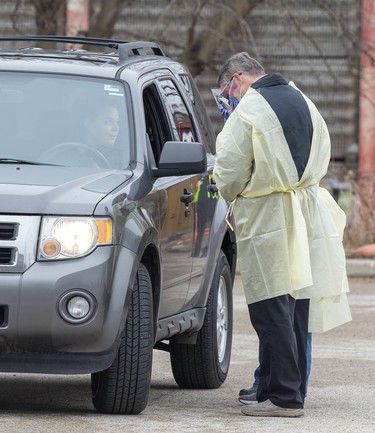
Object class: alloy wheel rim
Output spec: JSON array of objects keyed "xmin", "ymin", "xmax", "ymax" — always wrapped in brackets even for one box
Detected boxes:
[{"xmin": 216, "ymin": 275, "xmax": 228, "ymax": 363}]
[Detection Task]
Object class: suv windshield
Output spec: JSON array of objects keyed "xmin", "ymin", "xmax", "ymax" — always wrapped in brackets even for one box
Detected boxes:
[{"xmin": 0, "ymin": 72, "xmax": 130, "ymax": 169}]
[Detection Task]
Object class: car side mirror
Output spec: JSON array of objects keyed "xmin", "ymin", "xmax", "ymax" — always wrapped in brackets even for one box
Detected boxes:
[{"xmin": 153, "ymin": 141, "xmax": 207, "ymax": 178}]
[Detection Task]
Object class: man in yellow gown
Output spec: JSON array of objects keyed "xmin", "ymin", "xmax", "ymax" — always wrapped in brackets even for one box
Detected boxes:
[{"xmin": 213, "ymin": 52, "xmax": 351, "ymax": 418}]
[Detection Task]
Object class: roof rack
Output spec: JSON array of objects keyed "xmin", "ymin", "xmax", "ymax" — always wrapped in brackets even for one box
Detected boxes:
[{"xmin": 0, "ymin": 35, "xmax": 166, "ymax": 64}]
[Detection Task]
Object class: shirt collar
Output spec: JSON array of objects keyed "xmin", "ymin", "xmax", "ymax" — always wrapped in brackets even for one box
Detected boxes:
[{"xmin": 251, "ymin": 73, "xmax": 288, "ymax": 89}]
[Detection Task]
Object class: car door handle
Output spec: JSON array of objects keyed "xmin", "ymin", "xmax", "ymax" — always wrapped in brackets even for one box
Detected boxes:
[{"xmin": 180, "ymin": 188, "xmax": 194, "ymax": 204}]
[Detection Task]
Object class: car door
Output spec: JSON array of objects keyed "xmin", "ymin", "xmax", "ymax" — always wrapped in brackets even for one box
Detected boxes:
[
  {"xmin": 176, "ymin": 73, "xmax": 219, "ymax": 306},
  {"xmin": 143, "ymin": 79, "xmax": 196, "ymax": 318},
  {"xmin": 157, "ymin": 76, "xmax": 219, "ymax": 312}
]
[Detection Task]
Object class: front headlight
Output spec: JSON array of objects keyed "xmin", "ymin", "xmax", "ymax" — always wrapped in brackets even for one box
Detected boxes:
[{"xmin": 38, "ymin": 216, "xmax": 113, "ymax": 260}]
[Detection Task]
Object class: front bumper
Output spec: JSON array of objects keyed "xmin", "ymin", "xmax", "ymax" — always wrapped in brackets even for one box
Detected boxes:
[{"xmin": 0, "ymin": 245, "xmax": 137, "ymax": 373}]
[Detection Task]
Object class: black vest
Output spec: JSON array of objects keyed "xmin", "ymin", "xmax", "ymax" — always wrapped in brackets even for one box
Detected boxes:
[{"xmin": 251, "ymin": 73, "xmax": 313, "ymax": 180}]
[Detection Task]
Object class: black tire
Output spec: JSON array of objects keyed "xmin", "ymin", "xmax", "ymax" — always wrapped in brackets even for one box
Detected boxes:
[
  {"xmin": 169, "ymin": 250, "xmax": 233, "ymax": 388},
  {"xmin": 91, "ymin": 263, "xmax": 153, "ymax": 414}
]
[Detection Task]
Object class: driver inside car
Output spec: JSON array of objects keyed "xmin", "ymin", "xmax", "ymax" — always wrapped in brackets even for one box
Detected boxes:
[
  {"xmin": 40, "ymin": 96, "xmax": 123, "ymax": 168},
  {"xmin": 81, "ymin": 98, "xmax": 121, "ymax": 167}
]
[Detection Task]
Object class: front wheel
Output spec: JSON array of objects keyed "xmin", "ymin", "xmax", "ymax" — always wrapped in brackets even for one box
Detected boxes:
[
  {"xmin": 169, "ymin": 250, "xmax": 233, "ymax": 388},
  {"xmin": 91, "ymin": 263, "xmax": 153, "ymax": 414}
]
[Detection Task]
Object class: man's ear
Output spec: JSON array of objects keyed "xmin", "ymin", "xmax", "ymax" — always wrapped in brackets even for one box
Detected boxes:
[{"xmin": 231, "ymin": 77, "xmax": 241, "ymax": 90}]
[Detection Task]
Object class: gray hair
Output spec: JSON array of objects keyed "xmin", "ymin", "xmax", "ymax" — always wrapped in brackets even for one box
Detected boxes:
[{"xmin": 217, "ymin": 52, "xmax": 265, "ymax": 86}]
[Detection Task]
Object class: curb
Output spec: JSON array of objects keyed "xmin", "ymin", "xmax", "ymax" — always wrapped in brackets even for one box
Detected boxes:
[
  {"xmin": 234, "ymin": 259, "xmax": 375, "ymax": 278},
  {"xmin": 346, "ymin": 258, "xmax": 375, "ymax": 278}
]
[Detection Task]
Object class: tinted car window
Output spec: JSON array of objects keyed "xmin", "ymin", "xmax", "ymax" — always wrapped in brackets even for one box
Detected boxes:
[
  {"xmin": 179, "ymin": 74, "xmax": 216, "ymax": 154},
  {"xmin": 158, "ymin": 79, "xmax": 197, "ymax": 143},
  {"xmin": 143, "ymin": 83, "xmax": 173, "ymax": 163}
]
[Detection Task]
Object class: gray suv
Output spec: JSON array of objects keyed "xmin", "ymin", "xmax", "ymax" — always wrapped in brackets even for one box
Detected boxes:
[{"xmin": 0, "ymin": 36, "xmax": 236, "ymax": 414}]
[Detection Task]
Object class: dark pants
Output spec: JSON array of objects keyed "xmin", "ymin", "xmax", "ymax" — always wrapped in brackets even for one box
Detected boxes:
[{"xmin": 248, "ymin": 295, "xmax": 309, "ymax": 409}]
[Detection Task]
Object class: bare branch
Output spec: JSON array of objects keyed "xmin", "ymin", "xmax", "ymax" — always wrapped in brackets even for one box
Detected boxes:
[
  {"xmin": 309, "ymin": 0, "xmax": 375, "ymax": 111},
  {"xmin": 311, "ymin": 0, "xmax": 363, "ymax": 59},
  {"xmin": 186, "ymin": 0, "xmax": 208, "ymax": 52},
  {"xmin": 11, "ymin": 0, "xmax": 24, "ymax": 34},
  {"xmin": 279, "ymin": 0, "xmax": 353, "ymax": 91},
  {"xmin": 29, "ymin": 0, "xmax": 66, "ymax": 35},
  {"xmin": 180, "ymin": 0, "xmax": 264, "ymax": 76},
  {"xmin": 86, "ymin": 0, "xmax": 135, "ymax": 39},
  {"xmin": 216, "ymin": 1, "xmax": 261, "ymax": 60}
]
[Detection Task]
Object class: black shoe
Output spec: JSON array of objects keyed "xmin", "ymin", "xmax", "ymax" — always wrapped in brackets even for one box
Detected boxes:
[
  {"xmin": 239, "ymin": 384, "xmax": 258, "ymax": 397},
  {"xmin": 239, "ymin": 392, "xmax": 257, "ymax": 405}
]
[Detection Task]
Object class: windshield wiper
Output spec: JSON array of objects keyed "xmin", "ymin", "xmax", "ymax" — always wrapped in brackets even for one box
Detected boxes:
[{"xmin": 0, "ymin": 158, "xmax": 60, "ymax": 166}]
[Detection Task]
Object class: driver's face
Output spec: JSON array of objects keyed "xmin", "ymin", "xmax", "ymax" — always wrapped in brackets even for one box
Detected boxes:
[{"xmin": 88, "ymin": 106, "xmax": 120, "ymax": 147}]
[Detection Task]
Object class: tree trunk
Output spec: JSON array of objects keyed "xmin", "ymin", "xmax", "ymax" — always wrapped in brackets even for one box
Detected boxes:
[
  {"xmin": 181, "ymin": 0, "xmax": 264, "ymax": 76},
  {"xmin": 30, "ymin": 0, "xmax": 66, "ymax": 36},
  {"xmin": 86, "ymin": 0, "xmax": 134, "ymax": 39}
]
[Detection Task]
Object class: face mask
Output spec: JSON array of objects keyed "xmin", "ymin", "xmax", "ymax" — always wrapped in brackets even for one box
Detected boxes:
[
  {"xmin": 229, "ymin": 96, "xmax": 239, "ymax": 111},
  {"xmin": 217, "ymin": 78, "xmax": 240, "ymax": 120},
  {"xmin": 219, "ymin": 95, "xmax": 239, "ymax": 120}
]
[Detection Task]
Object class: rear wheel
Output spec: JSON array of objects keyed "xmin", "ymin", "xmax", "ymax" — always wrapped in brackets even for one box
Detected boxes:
[
  {"xmin": 91, "ymin": 263, "xmax": 153, "ymax": 414},
  {"xmin": 169, "ymin": 250, "xmax": 233, "ymax": 388}
]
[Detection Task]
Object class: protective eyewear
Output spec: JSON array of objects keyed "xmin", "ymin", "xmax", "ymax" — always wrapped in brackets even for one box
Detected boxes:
[{"xmin": 219, "ymin": 72, "xmax": 242, "ymax": 98}]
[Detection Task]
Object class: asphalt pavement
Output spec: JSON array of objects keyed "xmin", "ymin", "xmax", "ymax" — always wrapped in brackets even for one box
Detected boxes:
[{"xmin": 0, "ymin": 259, "xmax": 374, "ymax": 433}]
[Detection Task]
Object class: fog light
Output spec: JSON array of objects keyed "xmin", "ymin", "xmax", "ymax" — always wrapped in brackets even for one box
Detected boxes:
[
  {"xmin": 67, "ymin": 296, "xmax": 90, "ymax": 319},
  {"xmin": 58, "ymin": 290, "xmax": 97, "ymax": 324}
]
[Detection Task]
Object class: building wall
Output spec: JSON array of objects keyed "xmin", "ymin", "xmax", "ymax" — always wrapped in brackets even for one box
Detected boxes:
[
  {"xmin": 112, "ymin": 0, "xmax": 361, "ymax": 161},
  {"xmin": 0, "ymin": 0, "xmax": 361, "ymax": 161}
]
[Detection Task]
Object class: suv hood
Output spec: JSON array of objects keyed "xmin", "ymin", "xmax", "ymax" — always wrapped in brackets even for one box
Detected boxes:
[{"xmin": 0, "ymin": 165, "xmax": 132, "ymax": 214}]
